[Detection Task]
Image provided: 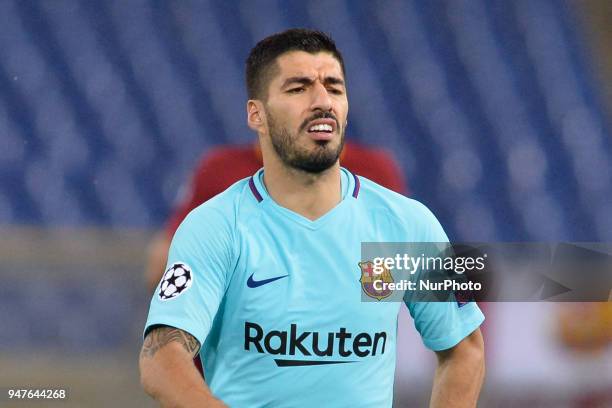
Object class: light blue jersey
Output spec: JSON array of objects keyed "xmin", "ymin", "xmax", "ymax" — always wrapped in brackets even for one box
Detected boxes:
[{"xmin": 145, "ymin": 168, "xmax": 484, "ymax": 408}]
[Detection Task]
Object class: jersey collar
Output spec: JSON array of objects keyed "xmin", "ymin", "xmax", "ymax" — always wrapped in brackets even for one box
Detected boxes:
[{"xmin": 248, "ymin": 167, "xmax": 359, "ymax": 229}]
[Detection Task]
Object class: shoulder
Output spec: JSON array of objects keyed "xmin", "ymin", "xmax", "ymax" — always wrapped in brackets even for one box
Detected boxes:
[
  {"xmin": 356, "ymin": 175, "xmax": 447, "ymax": 241},
  {"xmin": 178, "ymin": 177, "xmax": 254, "ymax": 235},
  {"xmin": 357, "ymin": 176, "xmax": 429, "ymax": 216},
  {"xmin": 169, "ymin": 178, "xmax": 257, "ymax": 271}
]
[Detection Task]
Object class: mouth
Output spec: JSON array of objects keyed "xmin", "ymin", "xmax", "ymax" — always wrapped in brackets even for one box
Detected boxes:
[{"xmin": 305, "ymin": 118, "xmax": 337, "ymax": 141}]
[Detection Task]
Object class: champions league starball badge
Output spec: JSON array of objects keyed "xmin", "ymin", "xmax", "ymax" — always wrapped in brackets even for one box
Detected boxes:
[{"xmin": 158, "ymin": 262, "xmax": 193, "ymax": 301}]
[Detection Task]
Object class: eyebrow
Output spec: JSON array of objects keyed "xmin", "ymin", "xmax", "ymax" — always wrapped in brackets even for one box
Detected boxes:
[{"xmin": 281, "ymin": 76, "xmax": 345, "ymax": 89}]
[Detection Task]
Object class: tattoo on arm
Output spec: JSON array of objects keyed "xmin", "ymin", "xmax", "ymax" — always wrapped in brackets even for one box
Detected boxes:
[{"xmin": 141, "ymin": 326, "xmax": 200, "ymax": 359}]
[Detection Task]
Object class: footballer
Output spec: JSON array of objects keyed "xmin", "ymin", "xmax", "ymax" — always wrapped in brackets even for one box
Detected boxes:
[{"xmin": 140, "ymin": 29, "xmax": 485, "ymax": 407}]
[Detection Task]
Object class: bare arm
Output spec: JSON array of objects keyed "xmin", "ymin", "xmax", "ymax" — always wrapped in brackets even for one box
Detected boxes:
[
  {"xmin": 145, "ymin": 232, "xmax": 172, "ymax": 293},
  {"xmin": 430, "ymin": 328, "xmax": 485, "ymax": 408},
  {"xmin": 139, "ymin": 326, "xmax": 227, "ymax": 407}
]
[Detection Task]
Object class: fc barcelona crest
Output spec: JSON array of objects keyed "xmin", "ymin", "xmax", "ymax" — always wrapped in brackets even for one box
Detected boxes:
[{"xmin": 359, "ymin": 261, "xmax": 394, "ymax": 301}]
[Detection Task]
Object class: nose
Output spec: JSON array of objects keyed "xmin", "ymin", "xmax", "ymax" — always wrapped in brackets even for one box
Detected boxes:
[{"xmin": 310, "ymin": 81, "xmax": 333, "ymax": 112}]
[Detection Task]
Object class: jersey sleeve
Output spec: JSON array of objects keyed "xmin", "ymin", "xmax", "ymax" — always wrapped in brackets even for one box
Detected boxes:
[
  {"xmin": 145, "ymin": 206, "xmax": 234, "ymax": 346},
  {"xmin": 404, "ymin": 202, "xmax": 485, "ymax": 351}
]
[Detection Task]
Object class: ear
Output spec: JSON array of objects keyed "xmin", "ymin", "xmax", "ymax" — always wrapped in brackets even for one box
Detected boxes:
[{"xmin": 247, "ymin": 100, "xmax": 265, "ymax": 132}]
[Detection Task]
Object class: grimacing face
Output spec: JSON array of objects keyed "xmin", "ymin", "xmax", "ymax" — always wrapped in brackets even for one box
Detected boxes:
[{"xmin": 261, "ymin": 51, "xmax": 349, "ymax": 173}]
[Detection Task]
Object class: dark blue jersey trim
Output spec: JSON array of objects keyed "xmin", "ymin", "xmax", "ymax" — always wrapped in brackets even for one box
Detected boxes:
[
  {"xmin": 352, "ymin": 173, "xmax": 360, "ymax": 198},
  {"xmin": 249, "ymin": 176, "xmax": 263, "ymax": 203}
]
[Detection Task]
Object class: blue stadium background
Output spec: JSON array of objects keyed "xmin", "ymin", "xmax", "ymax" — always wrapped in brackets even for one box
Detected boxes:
[
  {"xmin": 1, "ymin": 1, "xmax": 611, "ymax": 405},
  {"xmin": 2, "ymin": 0, "xmax": 610, "ymax": 240}
]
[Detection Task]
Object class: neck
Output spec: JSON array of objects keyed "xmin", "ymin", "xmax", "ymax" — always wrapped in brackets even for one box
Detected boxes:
[{"xmin": 262, "ymin": 152, "xmax": 342, "ymax": 221}]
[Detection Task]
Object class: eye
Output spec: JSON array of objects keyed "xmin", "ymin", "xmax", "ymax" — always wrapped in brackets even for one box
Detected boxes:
[
  {"xmin": 328, "ymin": 88, "xmax": 344, "ymax": 95},
  {"xmin": 287, "ymin": 87, "xmax": 305, "ymax": 94}
]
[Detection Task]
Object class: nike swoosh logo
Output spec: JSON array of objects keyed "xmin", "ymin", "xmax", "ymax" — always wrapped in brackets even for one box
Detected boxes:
[{"xmin": 247, "ymin": 273, "xmax": 288, "ymax": 288}]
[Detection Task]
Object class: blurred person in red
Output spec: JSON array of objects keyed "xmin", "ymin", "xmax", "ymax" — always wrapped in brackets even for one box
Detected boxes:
[{"xmin": 145, "ymin": 141, "xmax": 407, "ymax": 292}]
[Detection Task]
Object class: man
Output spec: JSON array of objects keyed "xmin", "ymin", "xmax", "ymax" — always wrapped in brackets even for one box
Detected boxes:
[
  {"xmin": 145, "ymin": 142, "xmax": 409, "ymax": 379},
  {"xmin": 140, "ymin": 29, "xmax": 485, "ymax": 407},
  {"xmin": 145, "ymin": 141, "xmax": 408, "ymax": 292}
]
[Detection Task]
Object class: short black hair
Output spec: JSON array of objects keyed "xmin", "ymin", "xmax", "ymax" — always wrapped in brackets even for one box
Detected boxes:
[{"xmin": 246, "ymin": 28, "xmax": 346, "ymax": 100}]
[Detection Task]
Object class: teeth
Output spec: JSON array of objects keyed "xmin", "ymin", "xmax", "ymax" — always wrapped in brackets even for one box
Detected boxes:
[{"xmin": 308, "ymin": 124, "xmax": 333, "ymax": 132}]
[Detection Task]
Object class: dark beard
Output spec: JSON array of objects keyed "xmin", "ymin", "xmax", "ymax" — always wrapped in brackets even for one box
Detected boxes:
[{"xmin": 267, "ymin": 112, "xmax": 345, "ymax": 174}]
